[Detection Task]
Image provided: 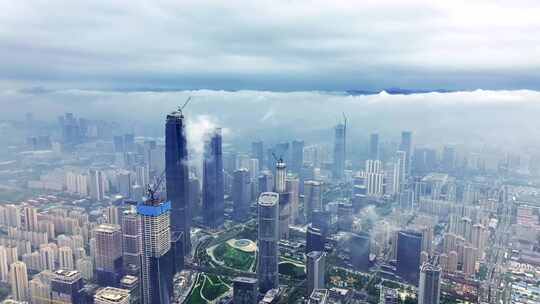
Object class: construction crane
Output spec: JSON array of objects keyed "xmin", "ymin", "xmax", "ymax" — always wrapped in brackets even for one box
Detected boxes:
[
  {"xmin": 147, "ymin": 169, "xmax": 166, "ymax": 203},
  {"xmin": 177, "ymin": 96, "xmax": 192, "ymax": 115}
]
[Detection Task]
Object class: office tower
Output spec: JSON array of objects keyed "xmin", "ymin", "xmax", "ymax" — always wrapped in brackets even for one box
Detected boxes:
[
  {"xmin": 274, "ymin": 159, "xmax": 290, "ymax": 239},
  {"xmin": 396, "ymin": 230, "xmax": 422, "ymax": 284},
  {"xmin": 304, "ymin": 181, "xmax": 322, "ymax": 222},
  {"xmin": 257, "ymin": 192, "xmax": 279, "ymax": 294},
  {"xmin": 233, "ymin": 277, "xmax": 258, "ymax": 304},
  {"xmin": 233, "ymin": 169, "xmax": 251, "ymax": 222},
  {"xmin": 121, "ymin": 209, "xmax": 141, "ymax": 276},
  {"xmin": 29, "ymin": 276, "xmax": 51, "ymax": 304},
  {"xmin": 333, "ymin": 122, "xmax": 346, "ymax": 179},
  {"xmin": 309, "ymin": 289, "xmax": 329, "ymax": 304},
  {"xmin": 380, "ymin": 287, "xmax": 399, "ymax": 304},
  {"xmin": 399, "ymin": 131, "xmax": 413, "ymax": 177},
  {"xmin": 306, "ymin": 225, "xmax": 325, "ymax": 253},
  {"xmin": 311, "ymin": 210, "xmax": 330, "ymax": 238},
  {"xmin": 22, "ymin": 206, "xmax": 38, "ymax": 232},
  {"xmin": 137, "ymin": 195, "xmax": 173, "ymax": 304},
  {"xmin": 421, "ymin": 226, "xmax": 434, "ymax": 254},
  {"xmin": 306, "ymin": 251, "xmax": 326, "ymax": 297},
  {"xmin": 248, "ymin": 158, "xmax": 260, "ymax": 181},
  {"xmin": 117, "ymin": 171, "xmax": 132, "ymax": 198},
  {"xmin": 418, "ymin": 264, "xmax": 441, "ymax": 304},
  {"xmin": 348, "ymin": 232, "xmax": 371, "ymax": 271},
  {"xmin": 369, "ymin": 133, "xmax": 379, "ymax": 160},
  {"xmin": 251, "ymin": 141, "xmax": 264, "ymax": 170},
  {"xmin": 286, "ymin": 177, "xmax": 300, "ymax": 224},
  {"xmin": 291, "ymin": 140, "xmax": 304, "ymax": 174},
  {"xmin": 393, "ymin": 151, "xmax": 406, "ymax": 195},
  {"xmin": 337, "ymin": 203, "xmax": 353, "ymax": 232},
  {"xmin": 94, "ymin": 224, "xmax": 123, "ymax": 286},
  {"xmin": 51, "ymin": 270, "xmax": 84, "ymax": 304},
  {"xmin": 59, "ymin": 246, "xmax": 74, "ymax": 270},
  {"xmin": 89, "ymin": 169, "xmax": 105, "ymax": 201},
  {"xmin": 165, "ymin": 108, "xmax": 191, "ymax": 254},
  {"xmin": 76, "ymin": 258, "xmax": 93, "ymax": 281},
  {"xmin": 258, "ymin": 171, "xmax": 274, "ymax": 195},
  {"xmin": 10, "ymin": 261, "xmax": 29, "ymax": 302},
  {"xmin": 0, "ymin": 246, "xmax": 9, "ymax": 282},
  {"xmin": 95, "ymin": 287, "xmax": 130, "ymax": 304},
  {"xmin": 299, "ymin": 163, "xmax": 315, "ymax": 195},
  {"xmin": 120, "ymin": 275, "xmax": 141, "ymax": 304},
  {"xmin": 365, "ymin": 160, "xmax": 385, "ymax": 197},
  {"xmin": 202, "ymin": 128, "xmax": 224, "ymax": 228}
]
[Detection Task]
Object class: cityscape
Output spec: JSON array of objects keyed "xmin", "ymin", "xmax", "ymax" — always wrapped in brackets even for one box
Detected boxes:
[{"xmin": 1, "ymin": 1, "xmax": 540, "ymax": 304}]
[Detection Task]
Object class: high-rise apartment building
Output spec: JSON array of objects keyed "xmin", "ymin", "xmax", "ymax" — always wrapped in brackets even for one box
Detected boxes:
[
  {"xmin": 94, "ymin": 224, "xmax": 123, "ymax": 286},
  {"xmin": 10, "ymin": 261, "xmax": 29, "ymax": 302}
]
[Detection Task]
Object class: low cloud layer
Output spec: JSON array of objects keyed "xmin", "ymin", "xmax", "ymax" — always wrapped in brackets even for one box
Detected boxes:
[
  {"xmin": 0, "ymin": 1, "xmax": 539, "ymax": 90},
  {"xmin": 2, "ymin": 89, "xmax": 540, "ymax": 153}
]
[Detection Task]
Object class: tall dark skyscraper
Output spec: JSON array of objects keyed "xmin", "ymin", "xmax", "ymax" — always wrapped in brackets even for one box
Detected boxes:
[
  {"xmin": 369, "ymin": 133, "xmax": 379, "ymax": 160},
  {"xmin": 251, "ymin": 141, "xmax": 264, "ymax": 170},
  {"xmin": 396, "ymin": 230, "xmax": 422, "ymax": 284},
  {"xmin": 165, "ymin": 109, "xmax": 191, "ymax": 254},
  {"xmin": 202, "ymin": 128, "xmax": 224, "ymax": 228},
  {"xmin": 399, "ymin": 131, "xmax": 413, "ymax": 178},
  {"xmin": 257, "ymin": 192, "xmax": 279, "ymax": 294},
  {"xmin": 333, "ymin": 122, "xmax": 346, "ymax": 179},
  {"xmin": 291, "ymin": 140, "xmax": 304, "ymax": 174}
]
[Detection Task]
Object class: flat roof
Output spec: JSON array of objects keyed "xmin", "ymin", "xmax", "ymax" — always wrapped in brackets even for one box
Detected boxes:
[{"xmin": 258, "ymin": 192, "xmax": 279, "ymax": 206}]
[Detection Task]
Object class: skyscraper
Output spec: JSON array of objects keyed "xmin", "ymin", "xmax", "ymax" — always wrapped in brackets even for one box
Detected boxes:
[
  {"xmin": 304, "ymin": 181, "xmax": 322, "ymax": 222},
  {"xmin": 393, "ymin": 151, "xmax": 406, "ymax": 195},
  {"xmin": 137, "ymin": 194, "xmax": 173, "ymax": 304},
  {"xmin": 399, "ymin": 131, "xmax": 412, "ymax": 178},
  {"xmin": 50, "ymin": 269, "xmax": 84, "ymax": 304},
  {"xmin": 306, "ymin": 225, "xmax": 325, "ymax": 254},
  {"xmin": 257, "ymin": 192, "xmax": 279, "ymax": 294},
  {"xmin": 274, "ymin": 158, "xmax": 291, "ymax": 239},
  {"xmin": 94, "ymin": 224, "xmax": 123, "ymax": 286},
  {"xmin": 306, "ymin": 251, "xmax": 326, "ymax": 297},
  {"xmin": 291, "ymin": 140, "xmax": 304, "ymax": 174},
  {"xmin": 364, "ymin": 160, "xmax": 385, "ymax": 197},
  {"xmin": 369, "ymin": 133, "xmax": 379, "ymax": 160},
  {"xmin": 165, "ymin": 108, "xmax": 191, "ymax": 254},
  {"xmin": 10, "ymin": 261, "xmax": 29, "ymax": 302},
  {"xmin": 202, "ymin": 128, "xmax": 224, "ymax": 228},
  {"xmin": 396, "ymin": 230, "xmax": 422, "ymax": 284},
  {"xmin": 89, "ymin": 169, "xmax": 105, "ymax": 201},
  {"xmin": 418, "ymin": 264, "xmax": 441, "ymax": 304},
  {"xmin": 233, "ymin": 168, "xmax": 251, "ymax": 222},
  {"xmin": 251, "ymin": 141, "xmax": 264, "ymax": 170},
  {"xmin": 233, "ymin": 277, "xmax": 258, "ymax": 304},
  {"xmin": 121, "ymin": 208, "xmax": 142, "ymax": 276},
  {"xmin": 333, "ymin": 122, "xmax": 346, "ymax": 179},
  {"xmin": 348, "ymin": 232, "xmax": 371, "ymax": 271}
]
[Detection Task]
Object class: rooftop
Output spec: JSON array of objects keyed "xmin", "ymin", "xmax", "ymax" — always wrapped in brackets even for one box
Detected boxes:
[{"xmin": 258, "ymin": 192, "xmax": 279, "ymax": 206}]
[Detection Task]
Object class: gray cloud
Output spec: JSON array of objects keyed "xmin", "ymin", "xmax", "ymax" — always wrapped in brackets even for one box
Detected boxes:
[{"xmin": 0, "ymin": 1, "xmax": 539, "ymax": 90}]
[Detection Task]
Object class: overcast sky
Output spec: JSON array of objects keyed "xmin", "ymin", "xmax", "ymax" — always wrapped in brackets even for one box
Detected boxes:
[{"xmin": 1, "ymin": 0, "xmax": 540, "ymax": 91}]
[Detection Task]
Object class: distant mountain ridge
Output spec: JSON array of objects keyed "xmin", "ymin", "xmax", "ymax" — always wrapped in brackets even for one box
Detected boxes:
[{"xmin": 346, "ymin": 88, "xmax": 456, "ymax": 95}]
